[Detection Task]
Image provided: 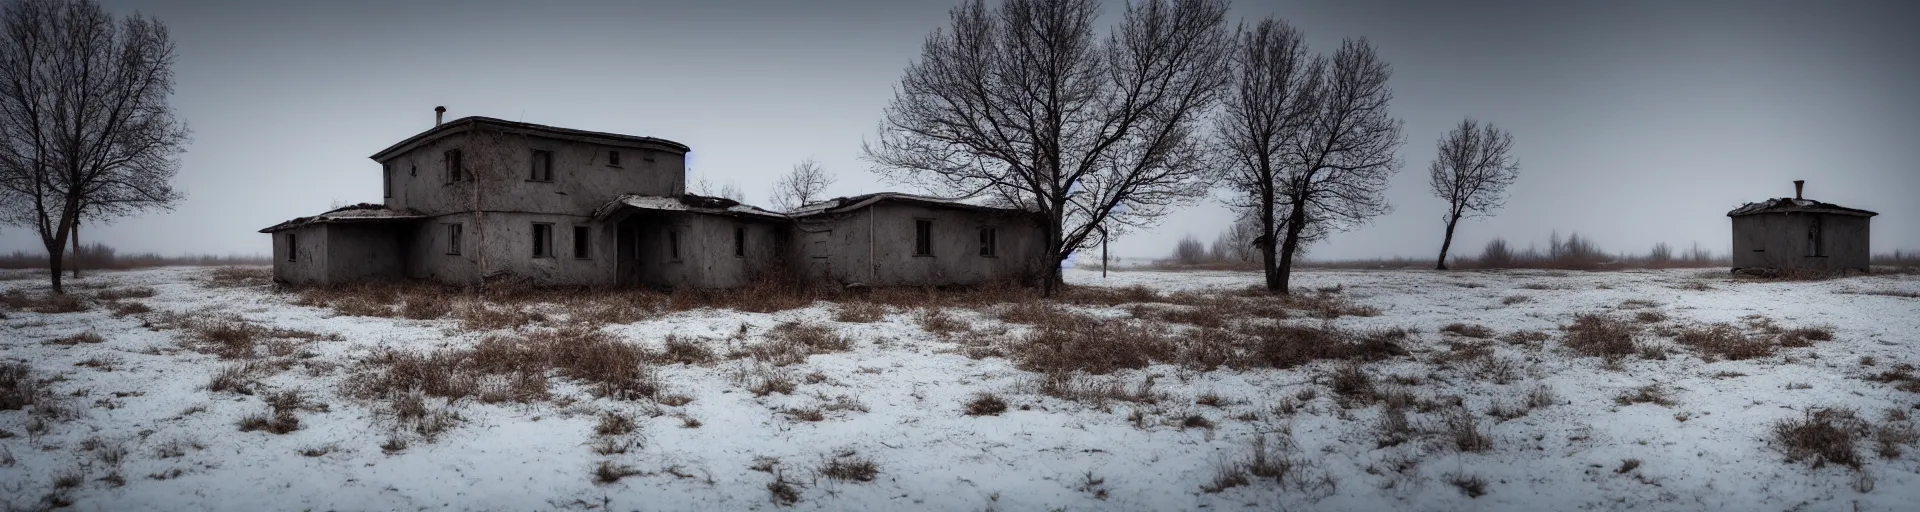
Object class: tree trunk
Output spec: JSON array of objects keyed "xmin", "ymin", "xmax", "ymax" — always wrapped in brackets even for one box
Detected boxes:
[
  {"xmin": 1436, "ymin": 214, "xmax": 1460, "ymax": 270},
  {"xmin": 1259, "ymin": 179, "xmax": 1278, "ymax": 293},
  {"xmin": 70, "ymin": 221, "xmax": 81, "ymax": 278},
  {"xmin": 1274, "ymin": 200, "xmax": 1308, "ymax": 296},
  {"xmin": 44, "ymin": 215, "xmax": 72, "ymax": 294},
  {"xmin": 1042, "ymin": 207, "xmax": 1064, "ymax": 297}
]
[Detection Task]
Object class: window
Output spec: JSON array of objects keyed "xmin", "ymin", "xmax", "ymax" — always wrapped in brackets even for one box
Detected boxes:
[
  {"xmin": 914, "ymin": 219, "xmax": 933, "ymax": 257},
  {"xmin": 445, "ymin": 149, "xmax": 464, "ymax": 182},
  {"xmin": 382, "ymin": 164, "xmax": 392, "ymax": 198},
  {"xmin": 285, "ymin": 233, "xmax": 297, "ymax": 262},
  {"xmin": 1807, "ymin": 216, "xmax": 1825, "ymax": 257},
  {"xmin": 667, "ymin": 230, "xmax": 682, "ymax": 261},
  {"xmin": 608, "ymin": 150, "xmax": 621, "ymax": 167},
  {"xmin": 573, "ymin": 226, "xmax": 590, "ymax": 259},
  {"xmin": 446, "ymin": 223, "xmax": 463, "ymax": 255},
  {"xmin": 532, "ymin": 223, "xmax": 553, "ymax": 258},
  {"xmin": 978, "ymin": 226, "xmax": 997, "ymax": 257},
  {"xmin": 733, "ymin": 226, "xmax": 746, "ymax": 257},
  {"xmin": 409, "ymin": 164, "xmax": 417, "ymax": 177},
  {"xmin": 529, "ymin": 150, "xmax": 553, "ymax": 181}
]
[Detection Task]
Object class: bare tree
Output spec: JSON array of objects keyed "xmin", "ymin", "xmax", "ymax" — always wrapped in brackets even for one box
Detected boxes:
[
  {"xmin": 865, "ymin": 0, "xmax": 1232, "ymax": 295},
  {"xmin": 1427, "ymin": 118, "xmax": 1518, "ymax": 270},
  {"xmin": 770, "ymin": 158, "xmax": 835, "ymax": 211},
  {"xmin": 1269, "ymin": 39, "xmax": 1403, "ymax": 294},
  {"xmin": 0, "ymin": 0, "xmax": 187, "ymax": 293},
  {"xmin": 1211, "ymin": 17, "xmax": 1319, "ymax": 292}
]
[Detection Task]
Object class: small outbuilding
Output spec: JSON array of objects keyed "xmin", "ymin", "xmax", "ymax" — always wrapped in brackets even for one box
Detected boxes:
[{"xmin": 1727, "ymin": 180, "xmax": 1877, "ymax": 273}]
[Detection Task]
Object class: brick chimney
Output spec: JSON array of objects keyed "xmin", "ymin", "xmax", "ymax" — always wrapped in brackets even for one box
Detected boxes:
[
  {"xmin": 434, "ymin": 106, "xmax": 446, "ymax": 126},
  {"xmin": 1794, "ymin": 180, "xmax": 1804, "ymax": 200}
]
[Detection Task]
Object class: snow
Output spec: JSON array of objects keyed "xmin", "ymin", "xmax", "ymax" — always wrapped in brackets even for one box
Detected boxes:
[{"xmin": 2, "ymin": 266, "xmax": 1918, "ymax": 511}]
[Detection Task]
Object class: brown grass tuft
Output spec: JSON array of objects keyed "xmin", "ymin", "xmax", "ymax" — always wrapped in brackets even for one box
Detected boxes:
[
  {"xmin": 819, "ymin": 451, "xmax": 878, "ymax": 482},
  {"xmin": 1440, "ymin": 323, "xmax": 1494, "ymax": 339},
  {"xmin": 965, "ymin": 392, "xmax": 1008, "ymax": 416},
  {"xmin": 1560, "ymin": 314, "xmax": 1638, "ymax": 358},
  {"xmin": 1673, "ymin": 323, "xmax": 1772, "ymax": 361},
  {"xmin": 1772, "ymin": 407, "xmax": 1871, "ymax": 469}
]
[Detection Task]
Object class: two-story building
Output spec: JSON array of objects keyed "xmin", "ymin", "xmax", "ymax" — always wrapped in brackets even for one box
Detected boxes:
[{"xmin": 259, "ymin": 113, "xmax": 1046, "ymax": 289}]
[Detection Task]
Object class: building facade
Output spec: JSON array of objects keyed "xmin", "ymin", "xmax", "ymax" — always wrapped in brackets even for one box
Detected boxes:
[
  {"xmin": 1727, "ymin": 180, "xmax": 1877, "ymax": 273},
  {"xmin": 261, "ymin": 114, "xmax": 1047, "ymax": 288}
]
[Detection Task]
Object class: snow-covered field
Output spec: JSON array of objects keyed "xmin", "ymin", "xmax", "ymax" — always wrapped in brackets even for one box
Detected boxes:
[{"xmin": 2, "ymin": 266, "xmax": 1918, "ymax": 511}]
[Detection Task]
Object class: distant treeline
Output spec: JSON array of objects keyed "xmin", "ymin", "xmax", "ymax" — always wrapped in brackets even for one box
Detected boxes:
[
  {"xmin": 1164, "ymin": 230, "xmax": 1920, "ymax": 271},
  {"xmin": 0, "ymin": 243, "xmax": 268, "ymax": 270}
]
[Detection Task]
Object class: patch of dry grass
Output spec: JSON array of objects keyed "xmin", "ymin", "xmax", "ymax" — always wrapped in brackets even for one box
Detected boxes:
[
  {"xmin": 1772, "ymin": 407, "xmax": 1871, "ymax": 469},
  {"xmin": 733, "ymin": 322, "xmax": 852, "ymax": 367},
  {"xmin": 819, "ymin": 450, "xmax": 878, "ymax": 482},
  {"xmin": 1672, "ymin": 323, "xmax": 1772, "ymax": 361},
  {"xmin": 1560, "ymin": 314, "xmax": 1638, "ymax": 358},
  {"xmin": 1439, "ymin": 323, "xmax": 1494, "ymax": 339},
  {"xmin": 965, "ymin": 392, "xmax": 1008, "ymax": 416},
  {"xmin": 1614, "ymin": 384, "xmax": 1676, "ymax": 407}
]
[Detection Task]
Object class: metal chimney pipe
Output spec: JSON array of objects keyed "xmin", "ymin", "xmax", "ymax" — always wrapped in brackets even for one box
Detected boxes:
[
  {"xmin": 1793, "ymin": 180, "xmax": 1804, "ymax": 200},
  {"xmin": 434, "ymin": 106, "xmax": 446, "ymax": 126}
]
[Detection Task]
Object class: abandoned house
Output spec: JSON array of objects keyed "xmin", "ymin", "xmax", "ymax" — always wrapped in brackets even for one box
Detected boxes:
[
  {"xmin": 260, "ymin": 111, "xmax": 1046, "ymax": 288},
  {"xmin": 1727, "ymin": 180, "xmax": 1877, "ymax": 273}
]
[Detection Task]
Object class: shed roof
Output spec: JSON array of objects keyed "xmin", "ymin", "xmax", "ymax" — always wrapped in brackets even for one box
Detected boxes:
[
  {"xmin": 1726, "ymin": 198, "xmax": 1878, "ymax": 218},
  {"xmin": 592, "ymin": 194, "xmax": 788, "ymax": 221},
  {"xmin": 369, "ymin": 116, "xmax": 691, "ymax": 162},
  {"xmin": 258, "ymin": 203, "xmax": 427, "ymax": 233},
  {"xmin": 787, "ymin": 192, "xmax": 1026, "ymax": 218}
]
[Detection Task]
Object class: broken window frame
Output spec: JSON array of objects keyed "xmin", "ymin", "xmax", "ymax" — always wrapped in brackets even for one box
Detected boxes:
[
  {"xmin": 913, "ymin": 219, "xmax": 934, "ymax": 257},
  {"xmin": 532, "ymin": 222, "xmax": 553, "ymax": 258},
  {"xmin": 978, "ymin": 226, "xmax": 997, "ymax": 257},
  {"xmin": 529, "ymin": 149, "xmax": 554, "ymax": 182},
  {"xmin": 445, "ymin": 149, "xmax": 464, "ymax": 183},
  {"xmin": 607, "ymin": 150, "xmax": 622, "ymax": 168},
  {"xmin": 734, "ymin": 226, "xmax": 746, "ymax": 258},
  {"xmin": 446, "ymin": 223, "xmax": 463, "ymax": 255}
]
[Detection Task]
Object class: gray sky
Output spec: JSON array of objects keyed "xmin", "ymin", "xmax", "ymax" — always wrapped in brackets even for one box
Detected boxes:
[{"xmin": 3, "ymin": 0, "xmax": 1915, "ymax": 261}]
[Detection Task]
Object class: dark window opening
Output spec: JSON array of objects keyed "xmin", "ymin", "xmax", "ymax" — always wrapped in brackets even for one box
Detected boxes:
[
  {"xmin": 382, "ymin": 164, "xmax": 392, "ymax": 198},
  {"xmin": 530, "ymin": 150, "xmax": 554, "ymax": 181},
  {"xmin": 914, "ymin": 219, "xmax": 933, "ymax": 257},
  {"xmin": 532, "ymin": 223, "xmax": 552, "ymax": 258},
  {"xmin": 409, "ymin": 164, "xmax": 417, "ymax": 177},
  {"xmin": 733, "ymin": 226, "xmax": 746, "ymax": 257},
  {"xmin": 445, "ymin": 149, "xmax": 464, "ymax": 182},
  {"xmin": 285, "ymin": 233, "xmax": 297, "ymax": 262},
  {"xmin": 1807, "ymin": 216, "xmax": 1825, "ymax": 257},
  {"xmin": 573, "ymin": 226, "xmax": 590, "ymax": 259},
  {"xmin": 978, "ymin": 226, "xmax": 997, "ymax": 257},
  {"xmin": 668, "ymin": 230, "xmax": 682, "ymax": 261},
  {"xmin": 608, "ymin": 150, "xmax": 621, "ymax": 167},
  {"xmin": 447, "ymin": 224, "xmax": 463, "ymax": 255}
]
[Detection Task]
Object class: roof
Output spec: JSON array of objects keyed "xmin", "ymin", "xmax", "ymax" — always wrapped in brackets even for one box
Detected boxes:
[
  {"xmin": 787, "ymin": 192, "xmax": 1028, "ymax": 218},
  {"xmin": 1726, "ymin": 197, "xmax": 1878, "ymax": 218},
  {"xmin": 592, "ymin": 194, "xmax": 788, "ymax": 221},
  {"xmin": 369, "ymin": 116, "xmax": 691, "ymax": 162},
  {"xmin": 258, "ymin": 203, "xmax": 427, "ymax": 233}
]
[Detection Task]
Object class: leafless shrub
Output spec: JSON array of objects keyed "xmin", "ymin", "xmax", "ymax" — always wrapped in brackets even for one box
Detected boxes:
[
  {"xmin": 1444, "ymin": 407, "xmax": 1491, "ymax": 452},
  {"xmin": 1560, "ymin": 314, "xmax": 1637, "ymax": 358},
  {"xmin": 594, "ymin": 461, "xmax": 643, "ymax": 484},
  {"xmin": 1614, "ymin": 384, "xmax": 1676, "ymax": 407},
  {"xmin": 660, "ymin": 335, "xmax": 714, "ymax": 365},
  {"xmin": 44, "ymin": 331, "xmax": 104, "ymax": 345},
  {"xmin": 766, "ymin": 470, "xmax": 801, "ymax": 505},
  {"xmin": 913, "ymin": 307, "xmax": 967, "ymax": 336},
  {"xmin": 1777, "ymin": 326, "xmax": 1834, "ymax": 348},
  {"xmin": 389, "ymin": 392, "xmax": 461, "ymax": 442},
  {"xmin": 819, "ymin": 450, "xmax": 878, "ymax": 482},
  {"xmin": 833, "ymin": 302, "xmax": 887, "ymax": 323},
  {"xmin": 965, "ymin": 392, "xmax": 1008, "ymax": 416},
  {"xmin": 738, "ymin": 322, "xmax": 852, "ymax": 366},
  {"xmin": 207, "ymin": 362, "xmax": 261, "ymax": 395},
  {"xmin": 1673, "ymin": 323, "xmax": 1772, "ymax": 361},
  {"xmin": 1330, "ymin": 362, "xmax": 1374, "ymax": 404},
  {"xmin": 1375, "ymin": 406, "xmax": 1416, "ymax": 448},
  {"xmin": 1440, "ymin": 323, "xmax": 1493, "ymax": 339},
  {"xmin": 1, "ymin": 362, "xmax": 50, "ymax": 411},
  {"xmin": 595, "ymin": 411, "xmax": 637, "ymax": 436},
  {"xmin": 1772, "ymin": 407, "xmax": 1872, "ymax": 469}
]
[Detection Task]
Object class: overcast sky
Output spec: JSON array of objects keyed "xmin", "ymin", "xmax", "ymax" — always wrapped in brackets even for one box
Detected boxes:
[{"xmin": 2, "ymin": 0, "xmax": 1914, "ymax": 261}]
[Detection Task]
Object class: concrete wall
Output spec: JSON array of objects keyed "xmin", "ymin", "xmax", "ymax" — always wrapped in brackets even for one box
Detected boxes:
[
  {"xmin": 1730, "ymin": 213, "xmax": 1871, "ymax": 271},
  {"xmin": 622, "ymin": 212, "xmax": 786, "ymax": 289},
  {"xmin": 271, "ymin": 225, "xmax": 328, "ymax": 285},
  {"xmin": 405, "ymin": 211, "xmax": 620, "ymax": 287},
  {"xmin": 380, "ymin": 130, "xmax": 686, "ymax": 217},
  {"xmin": 792, "ymin": 202, "xmax": 1046, "ymax": 287}
]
